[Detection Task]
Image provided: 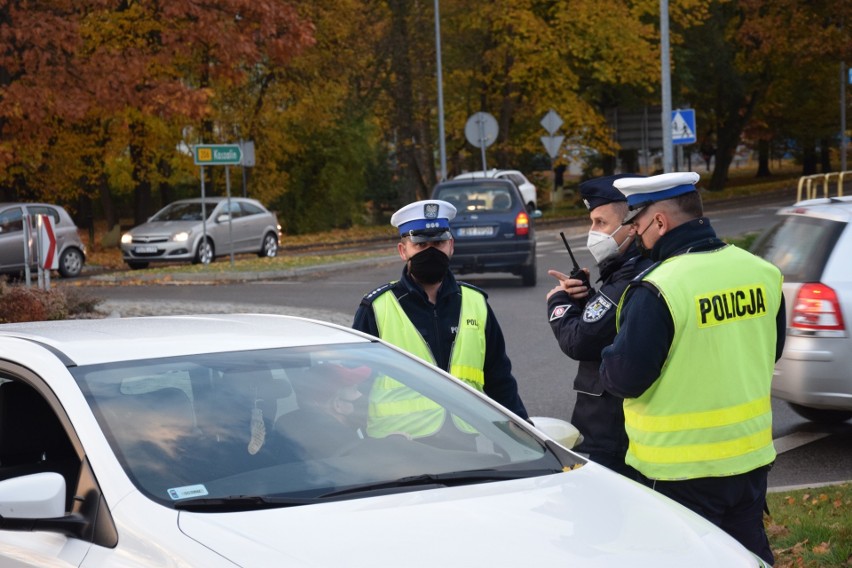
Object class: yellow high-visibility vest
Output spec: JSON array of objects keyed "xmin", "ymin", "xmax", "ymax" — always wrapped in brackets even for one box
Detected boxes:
[
  {"xmin": 616, "ymin": 245, "xmax": 782, "ymax": 480},
  {"xmin": 368, "ymin": 285, "xmax": 486, "ymax": 438}
]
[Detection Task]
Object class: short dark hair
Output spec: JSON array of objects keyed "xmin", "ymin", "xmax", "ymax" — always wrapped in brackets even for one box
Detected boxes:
[{"xmin": 671, "ymin": 191, "xmax": 703, "ymax": 218}]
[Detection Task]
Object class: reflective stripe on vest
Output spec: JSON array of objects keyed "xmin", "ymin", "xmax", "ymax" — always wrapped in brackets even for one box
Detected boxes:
[
  {"xmin": 617, "ymin": 245, "xmax": 782, "ymax": 480},
  {"xmin": 368, "ymin": 285, "xmax": 487, "ymax": 438}
]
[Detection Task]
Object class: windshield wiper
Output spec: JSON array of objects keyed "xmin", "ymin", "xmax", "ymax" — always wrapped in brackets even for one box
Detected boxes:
[
  {"xmin": 173, "ymin": 495, "xmax": 320, "ymax": 512},
  {"xmin": 320, "ymin": 468, "xmax": 563, "ymax": 499}
]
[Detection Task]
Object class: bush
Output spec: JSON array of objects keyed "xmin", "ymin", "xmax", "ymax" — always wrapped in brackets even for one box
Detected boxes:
[{"xmin": 0, "ymin": 280, "xmax": 103, "ymax": 323}]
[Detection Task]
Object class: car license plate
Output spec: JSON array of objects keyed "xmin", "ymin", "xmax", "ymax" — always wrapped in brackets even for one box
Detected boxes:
[
  {"xmin": 458, "ymin": 226, "xmax": 494, "ymax": 237},
  {"xmin": 134, "ymin": 245, "xmax": 158, "ymax": 253}
]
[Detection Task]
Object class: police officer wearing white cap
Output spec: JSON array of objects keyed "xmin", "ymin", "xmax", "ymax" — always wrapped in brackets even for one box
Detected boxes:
[
  {"xmin": 353, "ymin": 199, "xmax": 528, "ymax": 446},
  {"xmin": 545, "ymin": 174, "xmax": 652, "ymax": 479},
  {"xmin": 599, "ymin": 172, "xmax": 786, "ymax": 564}
]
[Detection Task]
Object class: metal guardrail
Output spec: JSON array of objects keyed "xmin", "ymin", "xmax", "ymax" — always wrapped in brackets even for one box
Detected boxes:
[{"xmin": 796, "ymin": 170, "xmax": 852, "ymax": 202}]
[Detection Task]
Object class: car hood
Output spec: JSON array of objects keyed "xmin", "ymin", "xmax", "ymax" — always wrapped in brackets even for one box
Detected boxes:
[
  {"xmin": 129, "ymin": 220, "xmax": 202, "ymax": 236},
  {"xmin": 177, "ymin": 465, "xmax": 758, "ymax": 567}
]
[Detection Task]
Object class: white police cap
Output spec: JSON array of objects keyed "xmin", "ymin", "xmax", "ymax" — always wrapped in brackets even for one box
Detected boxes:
[
  {"xmin": 616, "ymin": 172, "xmax": 700, "ymax": 222},
  {"xmin": 391, "ymin": 199, "xmax": 457, "ymax": 243}
]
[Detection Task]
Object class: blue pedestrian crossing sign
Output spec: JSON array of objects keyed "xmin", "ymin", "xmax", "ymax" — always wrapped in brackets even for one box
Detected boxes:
[{"xmin": 671, "ymin": 109, "xmax": 697, "ymax": 145}]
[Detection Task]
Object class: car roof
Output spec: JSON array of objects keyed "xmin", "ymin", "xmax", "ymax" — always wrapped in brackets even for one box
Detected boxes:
[
  {"xmin": 0, "ymin": 202, "xmax": 71, "ymax": 210},
  {"xmin": 453, "ymin": 169, "xmax": 523, "ymax": 179},
  {"xmin": 435, "ymin": 178, "xmax": 518, "ymax": 190},
  {"xmin": 168, "ymin": 197, "xmax": 257, "ymax": 204},
  {"xmin": 0, "ymin": 314, "xmax": 370, "ymax": 367},
  {"xmin": 780, "ymin": 196, "xmax": 852, "ymax": 223}
]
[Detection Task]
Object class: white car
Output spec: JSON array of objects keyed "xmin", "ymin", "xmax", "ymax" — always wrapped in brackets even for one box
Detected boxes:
[
  {"xmin": 454, "ymin": 169, "xmax": 538, "ymax": 211},
  {"xmin": 0, "ymin": 315, "xmax": 768, "ymax": 567}
]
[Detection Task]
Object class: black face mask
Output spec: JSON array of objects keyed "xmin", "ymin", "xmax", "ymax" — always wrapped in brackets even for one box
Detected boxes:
[
  {"xmin": 408, "ymin": 246, "xmax": 450, "ymax": 284},
  {"xmin": 635, "ymin": 217, "xmax": 656, "ymax": 258}
]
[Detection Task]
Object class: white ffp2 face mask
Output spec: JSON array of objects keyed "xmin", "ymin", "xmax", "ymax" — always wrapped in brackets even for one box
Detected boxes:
[{"xmin": 586, "ymin": 224, "xmax": 626, "ymax": 264}]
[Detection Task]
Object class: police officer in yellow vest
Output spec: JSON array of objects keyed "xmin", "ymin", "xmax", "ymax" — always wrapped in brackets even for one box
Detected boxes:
[
  {"xmin": 600, "ymin": 172, "xmax": 785, "ymax": 565},
  {"xmin": 353, "ymin": 199, "xmax": 529, "ymax": 447}
]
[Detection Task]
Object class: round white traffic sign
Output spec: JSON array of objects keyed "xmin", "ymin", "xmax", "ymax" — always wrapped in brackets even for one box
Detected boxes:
[{"xmin": 464, "ymin": 112, "xmax": 498, "ymax": 149}]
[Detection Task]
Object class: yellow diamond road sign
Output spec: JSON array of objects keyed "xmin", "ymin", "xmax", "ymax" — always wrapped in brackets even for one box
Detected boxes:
[{"xmin": 193, "ymin": 144, "xmax": 242, "ymax": 166}]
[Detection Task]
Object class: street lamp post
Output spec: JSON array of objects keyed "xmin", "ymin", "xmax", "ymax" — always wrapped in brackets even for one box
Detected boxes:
[
  {"xmin": 434, "ymin": 0, "xmax": 448, "ymax": 181},
  {"xmin": 660, "ymin": 0, "xmax": 673, "ymax": 173}
]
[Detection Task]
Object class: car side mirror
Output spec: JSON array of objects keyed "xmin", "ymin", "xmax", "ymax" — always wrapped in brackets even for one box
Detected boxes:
[
  {"xmin": 0, "ymin": 472, "xmax": 66, "ymax": 519},
  {"xmin": 529, "ymin": 416, "xmax": 583, "ymax": 449},
  {"xmin": 530, "ymin": 209, "xmax": 543, "ymax": 219},
  {"xmin": 216, "ymin": 214, "xmax": 231, "ymax": 223}
]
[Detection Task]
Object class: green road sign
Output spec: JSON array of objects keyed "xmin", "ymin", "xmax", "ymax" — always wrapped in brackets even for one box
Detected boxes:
[{"xmin": 193, "ymin": 144, "xmax": 242, "ymax": 166}]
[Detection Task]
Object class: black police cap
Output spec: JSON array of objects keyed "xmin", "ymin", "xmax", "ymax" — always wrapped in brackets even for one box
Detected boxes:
[{"xmin": 579, "ymin": 173, "xmax": 646, "ymax": 211}]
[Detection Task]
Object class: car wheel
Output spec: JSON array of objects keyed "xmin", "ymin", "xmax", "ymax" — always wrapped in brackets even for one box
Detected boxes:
[
  {"xmin": 58, "ymin": 247, "xmax": 84, "ymax": 278},
  {"xmin": 126, "ymin": 261, "xmax": 149, "ymax": 270},
  {"xmin": 258, "ymin": 232, "xmax": 279, "ymax": 258},
  {"xmin": 527, "ymin": 202, "xmax": 536, "ymax": 213},
  {"xmin": 520, "ymin": 259, "xmax": 537, "ymax": 287},
  {"xmin": 788, "ymin": 403, "xmax": 852, "ymax": 424},
  {"xmin": 193, "ymin": 239, "xmax": 214, "ymax": 265}
]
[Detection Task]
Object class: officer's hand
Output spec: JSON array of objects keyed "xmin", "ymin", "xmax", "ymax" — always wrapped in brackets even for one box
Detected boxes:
[{"xmin": 547, "ymin": 269, "xmax": 590, "ymax": 300}]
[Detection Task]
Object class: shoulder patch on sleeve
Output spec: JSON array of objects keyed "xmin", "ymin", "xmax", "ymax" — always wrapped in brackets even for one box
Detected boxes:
[
  {"xmin": 582, "ymin": 295, "xmax": 613, "ymax": 322},
  {"xmin": 549, "ymin": 304, "xmax": 573, "ymax": 321}
]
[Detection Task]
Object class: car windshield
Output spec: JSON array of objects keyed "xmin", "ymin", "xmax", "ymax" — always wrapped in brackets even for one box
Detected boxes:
[
  {"xmin": 434, "ymin": 183, "xmax": 516, "ymax": 213},
  {"xmin": 751, "ymin": 215, "xmax": 845, "ymax": 282},
  {"xmin": 73, "ymin": 343, "xmax": 568, "ymax": 508},
  {"xmin": 150, "ymin": 202, "xmax": 214, "ymax": 222}
]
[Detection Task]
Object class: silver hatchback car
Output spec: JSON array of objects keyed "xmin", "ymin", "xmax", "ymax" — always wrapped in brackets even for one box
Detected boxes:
[
  {"xmin": 752, "ymin": 196, "xmax": 852, "ymax": 423},
  {"xmin": 121, "ymin": 197, "xmax": 280, "ymax": 269},
  {"xmin": 0, "ymin": 202, "xmax": 87, "ymax": 278}
]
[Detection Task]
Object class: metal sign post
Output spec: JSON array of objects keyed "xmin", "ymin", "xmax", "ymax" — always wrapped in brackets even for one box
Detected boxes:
[
  {"xmin": 193, "ymin": 143, "xmax": 244, "ymax": 268},
  {"xmin": 464, "ymin": 112, "xmax": 498, "ymax": 173},
  {"xmin": 22, "ymin": 213, "xmax": 31, "ymax": 287},
  {"xmin": 541, "ymin": 109, "xmax": 565, "ymax": 206}
]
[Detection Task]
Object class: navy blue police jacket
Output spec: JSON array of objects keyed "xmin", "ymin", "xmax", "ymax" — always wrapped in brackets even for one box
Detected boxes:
[
  {"xmin": 547, "ymin": 242, "xmax": 652, "ymax": 457},
  {"xmin": 353, "ymin": 268, "xmax": 529, "ymax": 419},
  {"xmin": 600, "ymin": 217, "xmax": 786, "ymax": 399}
]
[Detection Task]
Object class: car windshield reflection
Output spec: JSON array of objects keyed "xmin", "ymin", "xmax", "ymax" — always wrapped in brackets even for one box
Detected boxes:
[{"xmin": 73, "ymin": 343, "xmax": 568, "ymax": 508}]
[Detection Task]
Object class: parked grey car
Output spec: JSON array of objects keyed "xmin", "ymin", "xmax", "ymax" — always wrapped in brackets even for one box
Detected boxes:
[
  {"xmin": 751, "ymin": 195, "xmax": 852, "ymax": 423},
  {"xmin": 0, "ymin": 202, "xmax": 86, "ymax": 278},
  {"xmin": 121, "ymin": 197, "xmax": 280, "ymax": 269}
]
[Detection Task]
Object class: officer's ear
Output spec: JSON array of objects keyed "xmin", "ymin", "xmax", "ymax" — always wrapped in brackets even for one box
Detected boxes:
[{"xmin": 397, "ymin": 240, "xmax": 409, "ymax": 261}]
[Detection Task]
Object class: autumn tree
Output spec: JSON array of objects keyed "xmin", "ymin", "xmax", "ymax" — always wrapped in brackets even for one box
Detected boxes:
[{"xmin": 675, "ymin": 0, "xmax": 849, "ymax": 190}]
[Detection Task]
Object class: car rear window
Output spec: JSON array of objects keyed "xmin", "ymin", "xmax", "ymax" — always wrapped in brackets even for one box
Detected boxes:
[
  {"xmin": 433, "ymin": 183, "xmax": 517, "ymax": 213},
  {"xmin": 751, "ymin": 215, "xmax": 845, "ymax": 282}
]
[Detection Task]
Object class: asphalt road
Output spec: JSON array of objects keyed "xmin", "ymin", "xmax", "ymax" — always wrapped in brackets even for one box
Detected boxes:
[{"xmin": 71, "ymin": 189, "xmax": 851, "ymax": 489}]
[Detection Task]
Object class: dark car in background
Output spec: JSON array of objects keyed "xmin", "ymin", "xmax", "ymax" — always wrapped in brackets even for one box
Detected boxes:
[
  {"xmin": 0, "ymin": 202, "xmax": 86, "ymax": 278},
  {"xmin": 120, "ymin": 197, "xmax": 280, "ymax": 269},
  {"xmin": 432, "ymin": 178, "xmax": 540, "ymax": 287},
  {"xmin": 751, "ymin": 196, "xmax": 852, "ymax": 423}
]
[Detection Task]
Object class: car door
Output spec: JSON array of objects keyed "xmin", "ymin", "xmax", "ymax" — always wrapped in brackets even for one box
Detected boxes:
[
  {"xmin": 234, "ymin": 201, "xmax": 268, "ymax": 252},
  {"xmin": 0, "ymin": 377, "xmax": 91, "ymax": 567},
  {"xmin": 0, "ymin": 206, "xmax": 27, "ymax": 273}
]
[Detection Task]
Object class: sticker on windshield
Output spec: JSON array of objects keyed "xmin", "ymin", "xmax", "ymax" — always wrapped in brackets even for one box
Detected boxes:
[{"xmin": 168, "ymin": 484, "xmax": 209, "ymax": 501}]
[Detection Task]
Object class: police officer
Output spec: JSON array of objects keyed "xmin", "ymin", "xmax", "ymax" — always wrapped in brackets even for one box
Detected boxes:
[
  {"xmin": 546, "ymin": 174, "xmax": 651, "ymax": 478},
  {"xmin": 353, "ymin": 200, "xmax": 528, "ymax": 445},
  {"xmin": 600, "ymin": 172, "xmax": 785, "ymax": 565}
]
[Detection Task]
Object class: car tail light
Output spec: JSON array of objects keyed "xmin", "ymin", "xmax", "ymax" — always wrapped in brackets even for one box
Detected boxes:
[
  {"xmin": 515, "ymin": 211, "xmax": 530, "ymax": 236},
  {"xmin": 790, "ymin": 283, "xmax": 846, "ymax": 334}
]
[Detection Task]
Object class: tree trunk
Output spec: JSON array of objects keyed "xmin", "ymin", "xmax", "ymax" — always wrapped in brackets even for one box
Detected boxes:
[
  {"xmin": 819, "ymin": 138, "xmax": 832, "ymax": 172},
  {"xmin": 129, "ymin": 121, "xmax": 153, "ymax": 225},
  {"xmin": 801, "ymin": 142, "xmax": 817, "ymax": 175},
  {"xmin": 386, "ymin": 0, "xmax": 426, "ymax": 204},
  {"xmin": 756, "ymin": 139, "xmax": 771, "ymax": 177}
]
